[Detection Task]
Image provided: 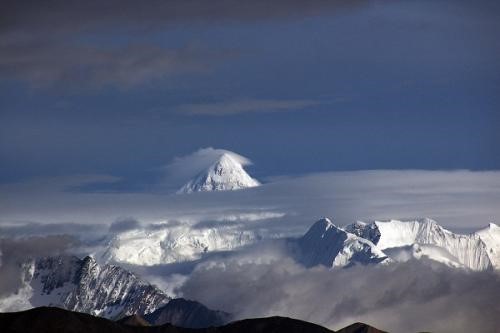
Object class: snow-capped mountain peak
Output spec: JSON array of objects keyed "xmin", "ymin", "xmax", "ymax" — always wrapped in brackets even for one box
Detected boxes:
[
  {"xmin": 344, "ymin": 218, "xmax": 492, "ymax": 270},
  {"xmin": 307, "ymin": 217, "xmax": 335, "ymax": 233},
  {"xmin": 487, "ymin": 222, "xmax": 499, "ymax": 230},
  {"xmin": 1, "ymin": 255, "xmax": 170, "ymax": 318},
  {"xmin": 476, "ymin": 222, "xmax": 500, "ymax": 269},
  {"xmin": 178, "ymin": 153, "xmax": 260, "ymax": 193},
  {"xmin": 295, "ymin": 218, "xmax": 390, "ymax": 268}
]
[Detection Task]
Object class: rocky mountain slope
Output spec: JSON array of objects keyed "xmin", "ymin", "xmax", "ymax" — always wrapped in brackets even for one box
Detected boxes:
[
  {"xmin": 144, "ymin": 298, "xmax": 230, "ymax": 328},
  {"xmin": 1, "ymin": 255, "xmax": 169, "ymax": 318}
]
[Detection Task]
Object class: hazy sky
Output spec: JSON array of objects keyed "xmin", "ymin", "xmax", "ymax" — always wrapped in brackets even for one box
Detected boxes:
[{"xmin": 1, "ymin": 0, "xmax": 499, "ymax": 186}]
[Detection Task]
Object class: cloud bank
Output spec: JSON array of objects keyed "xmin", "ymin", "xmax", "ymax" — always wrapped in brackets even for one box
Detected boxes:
[
  {"xmin": 180, "ymin": 253, "xmax": 500, "ymax": 333},
  {"xmin": 1, "ymin": 170, "xmax": 499, "ymax": 233}
]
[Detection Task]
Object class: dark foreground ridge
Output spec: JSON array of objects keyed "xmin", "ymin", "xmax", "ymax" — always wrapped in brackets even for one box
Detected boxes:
[{"xmin": 0, "ymin": 307, "xmax": 387, "ymax": 333}]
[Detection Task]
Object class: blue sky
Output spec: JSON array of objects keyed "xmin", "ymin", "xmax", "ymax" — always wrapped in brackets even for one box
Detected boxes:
[{"xmin": 1, "ymin": 0, "xmax": 499, "ymax": 186}]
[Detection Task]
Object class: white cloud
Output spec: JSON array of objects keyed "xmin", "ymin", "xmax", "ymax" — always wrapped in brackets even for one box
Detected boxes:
[{"xmin": 0, "ymin": 170, "xmax": 499, "ymax": 232}]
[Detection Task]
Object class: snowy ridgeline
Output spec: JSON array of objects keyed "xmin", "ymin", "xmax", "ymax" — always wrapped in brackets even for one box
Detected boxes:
[
  {"xmin": 296, "ymin": 218, "xmax": 497, "ymax": 270},
  {"xmin": 0, "ymin": 218, "xmax": 499, "ymax": 318},
  {"xmin": 0, "ymin": 255, "xmax": 230, "ymax": 327},
  {"xmin": 99, "ymin": 215, "xmax": 500, "ymax": 271}
]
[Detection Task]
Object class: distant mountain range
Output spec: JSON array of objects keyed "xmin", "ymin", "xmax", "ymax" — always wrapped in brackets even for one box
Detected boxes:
[
  {"xmin": 100, "ymin": 221, "xmax": 266, "ymax": 265},
  {"xmin": 0, "ymin": 217, "xmax": 498, "ymax": 332},
  {"xmin": 99, "ymin": 216, "xmax": 500, "ymax": 271},
  {"xmin": 0, "ymin": 307, "xmax": 387, "ymax": 333},
  {"xmin": 343, "ymin": 218, "xmax": 495, "ymax": 270},
  {"xmin": 0, "ymin": 255, "xmax": 228, "ymax": 328}
]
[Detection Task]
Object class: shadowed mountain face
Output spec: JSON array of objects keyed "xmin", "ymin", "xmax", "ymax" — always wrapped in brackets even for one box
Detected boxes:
[
  {"xmin": 337, "ymin": 322, "xmax": 388, "ymax": 333},
  {"xmin": 0, "ymin": 307, "xmax": 385, "ymax": 333},
  {"xmin": 144, "ymin": 298, "xmax": 230, "ymax": 328},
  {"xmin": 117, "ymin": 314, "xmax": 151, "ymax": 327}
]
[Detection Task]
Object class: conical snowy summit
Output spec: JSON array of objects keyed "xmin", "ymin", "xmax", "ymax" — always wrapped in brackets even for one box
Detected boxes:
[{"xmin": 178, "ymin": 153, "xmax": 260, "ymax": 194}]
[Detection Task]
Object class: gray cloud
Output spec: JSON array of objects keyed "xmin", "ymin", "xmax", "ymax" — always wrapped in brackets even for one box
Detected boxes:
[
  {"xmin": 0, "ymin": 0, "xmax": 364, "ymax": 87},
  {"xmin": 180, "ymin": 254, "xmax": 500, "ymax": 333},
  {"xmin": 0, "ymin": 222, "xmax": 106, "ymax": 239},
  {"xmin": 0, "ymin": 1, "xmax": 365, "ymax": 34},
  {"xmin": 0, "ymin": 42, "xmax": 217, "ymax": 88},
  {"xmin": 0, "ymin": 235, "xmax": 78, "ymax": 296},
  {"xmin": 109, "ymin": 217, "xmax": 141, "ymax": 233},
  {"xmin": 175, "ymin": 99, "xmax": 322, "ymax": 116}
]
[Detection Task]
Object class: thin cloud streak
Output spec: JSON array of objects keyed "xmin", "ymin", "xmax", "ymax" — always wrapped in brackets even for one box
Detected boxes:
[
  {"xmin": 175, "ymin": 99, "xmax": 322, "ymax": 116},
  {"xmin": 0, "ymin": 42, "xmax": 220, "ymax": 88}
]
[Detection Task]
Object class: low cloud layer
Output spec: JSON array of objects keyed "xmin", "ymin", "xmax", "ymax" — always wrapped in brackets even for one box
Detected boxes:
[
  {"xmin": 1, "ymin": 170, "xmax": 499, "ymax": 233},
  {"xmin": 0, "ymin": 235, "xmax": 77, "ymax": 297},
  {"xmin": 108, "ymin": 217, "xmax": 141, "ymax": 233},
  {"xmin": 180, "ymin": 253, "xmax": 500, "ymax": 333}
]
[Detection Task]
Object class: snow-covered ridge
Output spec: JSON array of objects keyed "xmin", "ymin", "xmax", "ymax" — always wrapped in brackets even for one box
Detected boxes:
[
  {"xmin": 100, "ymin": 216, "xmax": 499, "ymax": 270},
  {"xmin": 8, "ymin": 255, "xmax": 169, "ymax": 318},
  {"xmin": 344, "ymin": 218, "xmax": 492, "ymax": 271},
  {"xmin": 476, "ymin": 223, "xmax": 500, "ymax": 269},
  {"xmin": 178, "ymin": 153, "xmax": 260, "ymax": 193},
  {"xmin": 294, "ymin": 218, "xmax": 391, "ymax": 268},
  {"xmin": 100, "ymin": 222, "xmax": 266, "ymax": 266}
]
